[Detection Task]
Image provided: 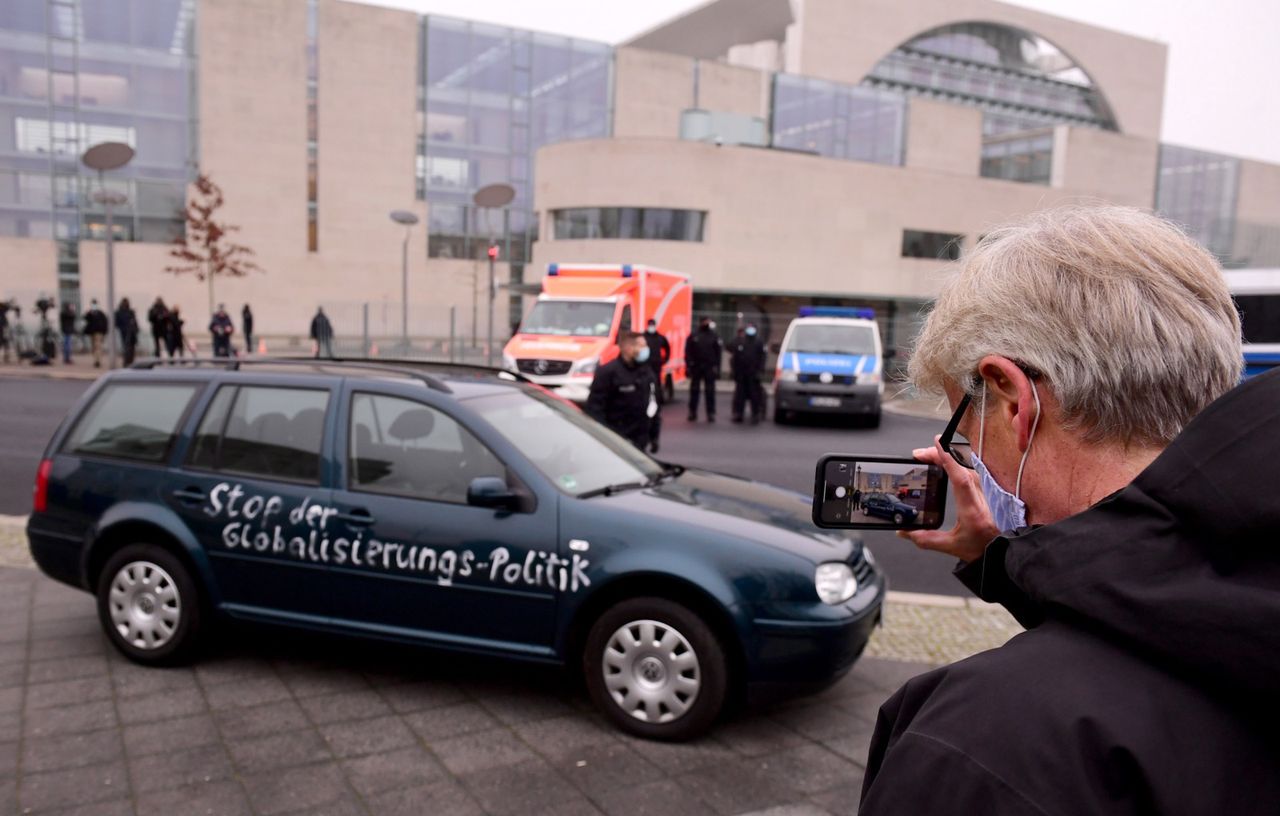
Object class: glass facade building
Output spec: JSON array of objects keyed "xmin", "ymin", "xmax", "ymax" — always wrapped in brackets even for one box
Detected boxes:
[
  {"xmin": 771, "ymin": 74, "xmax": 906, "ymax": 165},
  {"xmin": 0, "ymin": 0, "xmax": 198, "ymax": 302},
  {"xmin": 417, "ymin": 15, "xmax": 611, "ymax": 267},
  {"xmin": 1155, "ymin": 144, "xmax": 1240, "ymax": 264}
]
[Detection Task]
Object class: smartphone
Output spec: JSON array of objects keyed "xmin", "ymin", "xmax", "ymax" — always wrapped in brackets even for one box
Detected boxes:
[{"xmin": 812, "ymin": 454, "xmax": 948, "ymax": 530}]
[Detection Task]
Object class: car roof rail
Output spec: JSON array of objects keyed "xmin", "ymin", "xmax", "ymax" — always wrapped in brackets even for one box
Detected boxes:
[
  {"xmin": 336, "ymin": 357, "xmax": 535, "ymax": 385},
  {"xmin": 129, "ymin": 356, "xmax": 457, "ymax": 394}
]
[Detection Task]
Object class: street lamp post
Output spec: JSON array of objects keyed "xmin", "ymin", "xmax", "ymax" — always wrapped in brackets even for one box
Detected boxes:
[
  {"xmin": 82, "ymin": 142, "xmax": 134, "ymax": 370},
  {"xmin": 389, "ymin": 210, "xmax": 419, "ymax": 354},
  {"xmin": 471, "ymin": 183, "xmax": 515, "ymax": 367}
]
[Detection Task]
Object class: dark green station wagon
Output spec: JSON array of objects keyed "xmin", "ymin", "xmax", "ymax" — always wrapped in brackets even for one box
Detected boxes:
[{"xmin": 27, "ymin": 359, "xmax": 883, "ymax": 740}]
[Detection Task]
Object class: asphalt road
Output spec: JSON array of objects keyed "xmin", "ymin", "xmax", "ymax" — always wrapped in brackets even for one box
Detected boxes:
[{"xmin": 0, "ymin": 376, "xmax": 962, "ymax": 595}]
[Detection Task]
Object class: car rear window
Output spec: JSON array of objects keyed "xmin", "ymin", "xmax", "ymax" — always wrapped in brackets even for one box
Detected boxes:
[{"xmin": 63, "ymin": 382, "xmax": 200, "ymax": 463}]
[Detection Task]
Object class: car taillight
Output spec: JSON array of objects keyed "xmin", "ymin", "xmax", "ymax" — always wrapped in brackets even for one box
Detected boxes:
[{"xmin": 33, "ymin": 459, "xmax": 52, "ymax": 513}]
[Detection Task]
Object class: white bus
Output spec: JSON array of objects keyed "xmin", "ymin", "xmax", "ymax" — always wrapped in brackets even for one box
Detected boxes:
[{"xmin": 1226, "ymin": 268, "xmax": 1280, "ymax": 378}]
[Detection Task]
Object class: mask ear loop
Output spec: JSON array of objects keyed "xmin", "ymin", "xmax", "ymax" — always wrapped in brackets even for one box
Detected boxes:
[
  {"xmin": 977, "ymin": 380, "xmax": 987, "ymax": 460},
  {"xmin": 1013, "ymin": 379, "xmax": 1041, "ymax": 498}
]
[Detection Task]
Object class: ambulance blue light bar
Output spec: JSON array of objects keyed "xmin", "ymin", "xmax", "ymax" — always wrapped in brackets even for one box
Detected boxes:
[
  {"xmin": 621, "ymin": 265, "xmax": 633, "ymax": 277},
  {"xmin": 547, "ymin": 264, "xmax": 559, "ymax": 276},
  {"xmin": 799, "ymin": 306, "xmax": 875, "ymax": 319}
]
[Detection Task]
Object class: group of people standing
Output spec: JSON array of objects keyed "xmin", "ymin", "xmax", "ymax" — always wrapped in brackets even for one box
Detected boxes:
[
  {"xmin": 36, "ymin": 299, "xmax": 256, "ymax": 366},
  {"xmin": 587, "ymin": 316, "xmax": 770, "ymax": 451}
]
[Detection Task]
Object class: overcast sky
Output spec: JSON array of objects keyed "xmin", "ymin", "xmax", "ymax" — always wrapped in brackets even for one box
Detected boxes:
[{"xmin": 360, "ymin": 0, "xmax": 1280, "ymax": 165}]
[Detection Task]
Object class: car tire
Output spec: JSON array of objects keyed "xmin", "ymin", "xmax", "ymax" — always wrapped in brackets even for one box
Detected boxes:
[
  {"xmin": 865, "ymin": 411, "xmax": 882, "ymax": 429},
  {"xmin": 774, "ymin": 409, "xmax": 790, "ymax": 425},
  {"xmin": 584, "ymin": 597, "xmax": 729, "ymax": 741},
  {"xmin": 96, "ymin": 543, "xmax": 204, "ymax": 666},
  {"xmin": 893, "ymin": 512, "xmax": 904, "ymax": 525}
]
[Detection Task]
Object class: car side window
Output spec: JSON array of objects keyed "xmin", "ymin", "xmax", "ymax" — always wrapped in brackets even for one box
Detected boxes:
[
  {"xmin": 194, "ymin": 385, "xmax": 330, "ymax": 484},
  {"xmin": 349, "ymin": 393, "xmax": 504, "ymax": 504},
  {"xmin": 63, "ymin": 382, "xmax": 199, "ymax": 463}
]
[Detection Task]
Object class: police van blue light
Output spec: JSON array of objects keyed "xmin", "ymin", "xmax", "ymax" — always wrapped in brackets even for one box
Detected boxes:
[{"xmin": 773, "ymin": 308, "xmax": 885, "ymax": 426}]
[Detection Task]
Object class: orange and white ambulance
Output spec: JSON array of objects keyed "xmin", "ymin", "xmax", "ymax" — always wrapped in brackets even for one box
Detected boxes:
[{"xmin": 502, "ymin": 264, "xmax": 692, "ymax": 403}]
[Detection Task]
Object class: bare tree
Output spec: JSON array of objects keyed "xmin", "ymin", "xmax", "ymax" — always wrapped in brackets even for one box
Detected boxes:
[{"xmin": 167, "ymin": 173, "xmax": 262, "ymax": 316}]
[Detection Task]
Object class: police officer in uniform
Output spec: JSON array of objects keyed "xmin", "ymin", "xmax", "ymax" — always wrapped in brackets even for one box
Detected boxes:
[
  {"xmin": 643, "ymin": 319, "xmax": 671, "ymax": 452},
  {"xmin": 730, "ymin": 323, "xmax": 766, "ymax": 423},
  {"xmin": 685, "ymin": 316, "xmax": 722, "ymax": 422},
  {"xmin": 586, "ymin": 330, "xmax": 659, "ymax": 450}
]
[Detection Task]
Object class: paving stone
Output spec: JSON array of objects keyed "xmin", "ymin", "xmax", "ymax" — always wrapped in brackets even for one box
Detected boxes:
[
  {"xmin": 26, "ymin": 653, "xmax": 110, "ymax": 685},
  {"xmin": 515, "ymin": 713, "xmax": 619, "ymax": 759},
  {"xmin": 374, "ymin": 680, "xmax": 466, "ymax": 714},
  {"xmin": 128, "ymin": 743, "xmax": 235, "ymax": 794},
  {"xmin": 675, "ymin": 755, "xmax": 804, "ymax": 816},
  {"xmin": 23, "ymin": 698, "xmax": 118, "ymax": 738},
  {"xmin": 202, "ymin": 674, "xmax": 294, "ymax": 710},
  {"xmin": 0, "ymin": 739, "xmax": 15, "ymax": 780},
  {"xmin": 808, "ymin": 776, "xmax": 866, "ymax": 814},
  {"xmin": 28, "ymin": 631, "xmax": 106, "ymax": 661},
  {"xmin": 318, "ymin": 713, "xmax": 418, "ymax": 758},
  {"xmin": 135, "ymin": 779, "xmax": 253, "ymax": 816},
  {"xmin": 478, "ymin": 690, "xmax": 577, "ymax": 726},
  {"xmin": 123, "ymin": 712, "xmax": 221, "ymax": 757},
  {"xmin": 736, "ymin": 805, "xmax": 832, "ymax": 816},
  {"xmin": 0, "ymin": 712, "xmax": 18, "ymax": 743},
  {"xmin": 111, "ymin": 664, "xmax": 201, "ymax": 699},
  {"xmin": 227, "ymin": 728, "xmax": 331, "ymax": 772},
  {"xmin": 459, "ymin": 756, "xmax": 586, "ymax": 816},
  {"xmin": 553, "ymin": 740, "xmax": 666, "ymax": 798},
  {"xmin": 278, "ymin": 668, "xmax": 372, "ymax": 699},
  {"xmin": 240, "ymin": 763, "xmax": 353, "ymax": 816},
  {"xmin": 365, "ymin": 779, "xmax": 484, "ymax": 816},
  {"xmin": 712, "ymin": 716, "xmax": 812, "ymax": 758},
  {"xmin": 0, "ymin": 685, "xmax": 19, "ymax": 715},
  {"xmin": 297, "ymin": 688, "xmax": 393, "ymax": 725},
  {"xmin": 24, "ymin": 676, "xmax": 114, "ymax": 711},
  {"xmin": 401, "ymin": 701, "xmax": 497, "ymax": 741},
  {"xmin": 772, "ymin": 702, "xmax": 869, "ymax": 743},
  {"xmin": 214, "ymin": 698, "xmax": 311, "ymax": 740},
  {"xmin": 116, "ymin": 686, "xmax": 207, "ymax": 724},
  {"xmin": 432, "ymin": 727, "xmax": 537, "ymax": 775},
  {"xmin": 18, "ymin": 759, "xmax": 130, "ymax": 813},
  {"xmin": 763, "ymin": 744, "xmax": 861, "ymax": 795},
  {"xmin": 22, "ymin": 728, "xmax": 125, "ymax": 774},
  {"xmin": 621, "ymin": 732, "xmax": 736, "ymax": 775},
  {"xmin": 593, "ymin": 778, "xmax": 712, "ymax": 816},
  {"xmin": 195, "ymin": 656, "xmax": 278, "ymax": 687},
  {"xmin": 43, "ymin": 798, "xmax": 137, "ymax": 816},
  {"xmin": 340, "ymin": 744, "xmax": 445, "ymax": 799}
]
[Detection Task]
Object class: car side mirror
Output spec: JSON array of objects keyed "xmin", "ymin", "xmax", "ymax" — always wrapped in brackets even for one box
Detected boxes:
[{"xmin": 467, "ymin": 476, "xmax": 520, "ymax": 512}]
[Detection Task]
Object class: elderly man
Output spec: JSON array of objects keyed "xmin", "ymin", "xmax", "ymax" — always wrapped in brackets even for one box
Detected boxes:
[{"xmin": 858, "ymin": 205, "xmax": 1279, "ymax": 813}]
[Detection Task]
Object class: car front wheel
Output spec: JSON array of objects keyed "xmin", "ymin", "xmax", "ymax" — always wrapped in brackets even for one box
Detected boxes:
[
  {"xmin": 584, "ymin": 597, "xmax": 728, "ymax": 741},
  {"xmin": 96, "ymin": 543, "xmax": 204, "ymax": 666},
  {"xmin": 893, "ymin": 512, "xmax": 905, "ymax": 525}
]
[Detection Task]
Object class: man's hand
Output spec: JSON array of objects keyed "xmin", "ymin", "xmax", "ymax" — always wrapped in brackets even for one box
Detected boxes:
[{"xmin": 897, "ymin": 435, "xmax": 999, "ymax": 563}]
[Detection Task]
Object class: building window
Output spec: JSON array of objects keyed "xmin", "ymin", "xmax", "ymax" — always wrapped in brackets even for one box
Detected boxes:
[
  {"xmin": 1155, "ymin": 144, "xmax": 1239, "ymax": 263},
  {"xmin": 981, "ymin": 130, "xmax": 1054, "ymax": 184},
  {"xmin": 902, "ymin": 230, "xmax": 963, "ymax": 260},
  {"xmin": 551, "ymin": 208, "xmax": 706, "ymax": 242},
  {"xmin": 771, "ymin": 75, "xmax": 906, "ymax": 166},
  {"xmin": 305, "ymin": 0, "xmax": 318, "ymax": 252}
]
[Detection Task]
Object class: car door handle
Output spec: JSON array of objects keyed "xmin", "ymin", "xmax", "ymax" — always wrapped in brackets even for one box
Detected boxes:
[
  {"xmin": 335, "ymin": 509, "xmax": 375, "ymax": 526},
  {"xmin": 172, "ymin": 487, "xmax": 206, "ymax": 503}
]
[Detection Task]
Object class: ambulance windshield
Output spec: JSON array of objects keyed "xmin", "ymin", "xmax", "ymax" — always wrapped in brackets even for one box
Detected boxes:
[{"xmin": 521, "ymin": 301, "xmax": 617, "ymax": 337}]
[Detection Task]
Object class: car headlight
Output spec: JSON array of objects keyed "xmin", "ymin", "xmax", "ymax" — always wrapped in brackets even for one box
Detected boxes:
[
  {"xmin": 777, "ymin": 369, "xmax": 798, "ymax": 382},
  {"xmin": 856, "ymin": 371, "xmax": 880, "ymax": 385},
  {"xmin": 502, "ymin": 354, "xmax": 517, "ymax": 372},
  {"xmin": 572, "ymin": 356, "xmax": 598, "ymax": 376},
  {"xmin": 814, "ymin": 562, "xmax": 857, "ymax": 605}
]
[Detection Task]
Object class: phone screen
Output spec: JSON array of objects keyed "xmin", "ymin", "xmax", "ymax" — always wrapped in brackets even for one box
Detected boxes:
[{"xmin": 812, "ymin": 455, "xmax": 947, "ymax": 530}]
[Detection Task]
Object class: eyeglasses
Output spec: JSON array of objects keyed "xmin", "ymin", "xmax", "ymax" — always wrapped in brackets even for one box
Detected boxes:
[{"xmin": 939, "ymin": 392, "xmax": 975, "ymax": 470}]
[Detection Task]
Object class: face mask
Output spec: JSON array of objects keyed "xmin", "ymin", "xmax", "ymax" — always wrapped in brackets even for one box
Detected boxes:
[
  {"xmin": 646, "ymin": 325, "xmax": 655, "ymax": 334},
  {"xmin": 745, "ymin": 327, "xmax": 757, "ymax": 337},
  {"xmin": 709, "ymin": 321, "xmax": 717, "ymax": 330},
  {"xmin": 971, "ymin": 379, "xmax": 1041, "ymax": 532},
  {"xmin": 635, "ymin": 346, "xmax": 651, "ymax": 364}
]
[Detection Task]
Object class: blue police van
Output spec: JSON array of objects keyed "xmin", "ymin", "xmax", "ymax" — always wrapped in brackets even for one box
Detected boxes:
[{"xmin": 772, "ymin": 307, "xmax": 887, "ymax": 426}]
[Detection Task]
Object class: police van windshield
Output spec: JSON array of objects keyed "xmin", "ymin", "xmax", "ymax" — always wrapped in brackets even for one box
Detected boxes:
[
  {"xmin": 520, "ymin": 301, "xmax": 616, "ymax": 337},
  {"xmin": 787, "ymin": 324, "xmax": 877, "ymax": 355}
]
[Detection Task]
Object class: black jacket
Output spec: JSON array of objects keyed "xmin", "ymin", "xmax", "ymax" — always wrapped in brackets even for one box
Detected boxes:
[
  {"xmin": 684, "ymin": 326, "xmax": 722, "ymax": 376},
  {"xmin": 209, "ymin": 312, "xmax": 234, "ymax": 336},
  {"xmin": 310, "ymin": 313, "xmax": 333, "ymax": 342},
  {"xmin": 729, "ymin": 335, "xmax": 765, "ymax": 379},
  {"xmin": 148, "ymin": 302, "xmax": 167, "ymax": 327},
  {"xmin": 114, "ymin": 306, "xmax": 138, "ymax": 341},
  {"xmin": 643, "ymin": 330, "xmax": 671, "ymax": 375},
  {"xmin": 83, "ymin": 308, "xmax": 108, "ymax": 336},
  {"xmin": 58, "ymin": 307, "xmax": 76, "ymax": 334},
  {"xmin": 242, "ymin": 307, "xmax": 254, "ymax": 334},
  {"xmin": 860, "ymin": 369, "xmax": 1280, "ymax": 814},
  {"xmin": 586, "ymin": 356, "xmax": 657, "ymax": 447}
]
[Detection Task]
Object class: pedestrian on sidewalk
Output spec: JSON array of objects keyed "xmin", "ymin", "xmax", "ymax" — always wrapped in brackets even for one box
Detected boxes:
[
  {"xmin": 83, "ymin": 299, "xmax": 109, "ymax": 368},
  {"xmin": 0, "ymin": 301, "xmax": 11, "ymax": 364},
  {"xmin": 242, "ymin": 303, "xmax": 255, "ymax": 354},
  {"xmin": 209, "ymin": 303, "xmax": 234, "ymax": 358},
  {"xmin": 58, "ymin": 301, "xmax": 77, "ymax": 364},
  {"xmin": 147, "ymin": 297, "xmax": 167, "ymax": 357},
  {"xmin": 685, "ymin": 316, "xmax": 721, "ymax": 422},
  {"xmin": 729, "ymin": 323, "xmax": 766, "ymax": 423},
  {"xmin": 858, "ymin": 204, "xmax": 1279, "ymax": 814},
  {"xmin": 586, "ymin": 330, "xmax": 658, "ymax": 450},
  {"xmin": 115, "ymin": 298, "xmax": 138, "ymax": 366},
  {"xmin": 643, "ymin": 318, "xmax": 671, "ymax": 452},
  {"xmin": 163, "ymin": 305, "xmax": 185, "ymax": 358},
  {"xmin": 310, "ymin": 306, "xmax": 334, "ymax": 358}
]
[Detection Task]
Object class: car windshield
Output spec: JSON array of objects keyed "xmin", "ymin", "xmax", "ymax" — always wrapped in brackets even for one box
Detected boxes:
[
  {"xmin": 787, "ymin": 324, "xmax": 877, "ymax": 355},
  {"xmin": 468, "ymin": 389, "xmax": 662, "ymax": 496},
  {"xmin": 520, "ymin": 300, "xmax": 617, "ymax": 337}
]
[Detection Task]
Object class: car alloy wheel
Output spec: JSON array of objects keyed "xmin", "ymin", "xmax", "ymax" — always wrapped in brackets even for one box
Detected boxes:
[
  {"xmin": 893, "ymin": 512, "xmax": 904, "ymax": 525},
  {"xmin": 603, "ymin": 619, "xmax": 700, "ymax": 723},
  {"xmin": 108, "ymin": 560, "xmax": 181, "ymax": 650}
]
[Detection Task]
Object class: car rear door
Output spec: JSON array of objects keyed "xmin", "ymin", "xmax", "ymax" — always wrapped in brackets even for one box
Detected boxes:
[
  {"xmin": 167, "ymin": 377, "xmax": 344, "ymax": 622},
  {"xmin": 325, "ymin": 383, "xmax": 560, "ymax": 656}
]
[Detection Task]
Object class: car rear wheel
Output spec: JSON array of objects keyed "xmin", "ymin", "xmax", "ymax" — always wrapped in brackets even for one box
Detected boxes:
[
  {"xmin": 584, "ymin": 597, "xmax": 728, "ymax": 741},
  {"xmin": 97, "ymin": 543, "xmax": 204, "ymax": 666},
  {"xmin": 892, "ymin": 512, "xmax": 905, "ymax": 525}
]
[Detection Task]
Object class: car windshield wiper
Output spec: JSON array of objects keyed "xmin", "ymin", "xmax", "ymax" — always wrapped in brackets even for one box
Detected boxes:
[{"xmin": 577, "ymin": 481, "xmax": 647, "ymax": 499}]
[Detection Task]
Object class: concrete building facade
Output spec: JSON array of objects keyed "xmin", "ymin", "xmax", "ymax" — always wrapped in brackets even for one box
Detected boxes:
[{"xmin": 2, "ymin": 0, "xmax": 1278, "ymax": 356}]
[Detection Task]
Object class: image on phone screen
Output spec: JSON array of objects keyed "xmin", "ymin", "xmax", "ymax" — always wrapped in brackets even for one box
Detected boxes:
[{"xmin": 813, "ymin": 456, "xmax": 946, "ymax": 530}]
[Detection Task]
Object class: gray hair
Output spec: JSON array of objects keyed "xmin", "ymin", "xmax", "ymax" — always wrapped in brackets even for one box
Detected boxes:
[{"xmin": 909, "ymin": 204, "xmax": 1242, "ymax": 446}]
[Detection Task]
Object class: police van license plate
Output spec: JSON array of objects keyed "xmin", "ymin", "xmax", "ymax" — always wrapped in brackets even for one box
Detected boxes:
[{"xmin": 809, "ymin": 396, "xmax": 841, "ymax": 408}]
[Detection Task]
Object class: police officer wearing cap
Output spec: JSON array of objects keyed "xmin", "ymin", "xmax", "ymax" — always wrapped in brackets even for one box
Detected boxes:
[
  {"xmin": 730, "ymin": 323, "xmax": 766, "ymax": 423},
  {"xmin": 586, "ymin": 330, "xmax": 659, "ymax": 450},
  {"xmin": 643, "ymin": 319, "xmax": 671, "ymax": 452}
]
